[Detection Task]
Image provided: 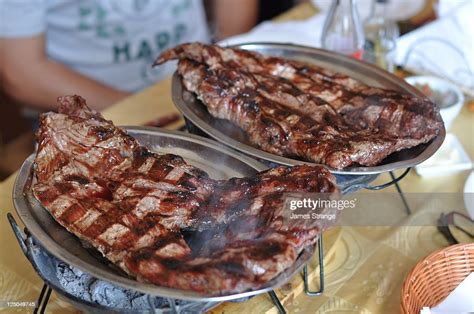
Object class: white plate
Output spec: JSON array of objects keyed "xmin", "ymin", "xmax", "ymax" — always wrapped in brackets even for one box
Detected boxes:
[{"xmin": 415, "ymin": 133, "xmax": 472, "ymax": 177}]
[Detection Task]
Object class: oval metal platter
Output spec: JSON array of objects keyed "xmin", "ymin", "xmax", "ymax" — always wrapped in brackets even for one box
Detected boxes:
[
  {"xmin": 171, "ymin": 42, "xmax": 446, "ymax": 175},
  {"xmin": 13, "ymin": 126, "xmax": 319, "ymax": 302}
]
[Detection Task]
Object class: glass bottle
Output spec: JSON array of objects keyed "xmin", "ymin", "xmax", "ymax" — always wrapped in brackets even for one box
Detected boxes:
[
  {"xmin": 321, "ymin": 0, "xmax": 365, "ymax": 59},
  {"xmin": 363, "ymin": 0, "xmax": 400, "ymax": 71}
]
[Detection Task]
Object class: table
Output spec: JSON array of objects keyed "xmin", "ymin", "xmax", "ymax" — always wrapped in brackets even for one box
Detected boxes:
[{"xmin": 1, "ymin": 2, "xmax": 472, "ymax": 313}]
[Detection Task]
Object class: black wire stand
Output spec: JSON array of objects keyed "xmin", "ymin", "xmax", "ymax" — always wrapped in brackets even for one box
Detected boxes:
[{"xmin": 35, "ymin": 284, "xmax": 52, "ymax": 314}]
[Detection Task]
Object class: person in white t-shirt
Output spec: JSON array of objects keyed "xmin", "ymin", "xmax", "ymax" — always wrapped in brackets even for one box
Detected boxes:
[{"xmin": 0, "ymin": 0, "xmax": 258, "ymax": 110}]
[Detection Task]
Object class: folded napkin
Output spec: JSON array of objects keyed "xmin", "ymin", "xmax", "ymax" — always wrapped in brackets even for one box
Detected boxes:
[
  {"xmin": 393, "ymin": 1, "xmax": 474, "ymax": 92},
  {"xmin": 420, "ymin": 272, "xmax": 474, "ymax": 314}
]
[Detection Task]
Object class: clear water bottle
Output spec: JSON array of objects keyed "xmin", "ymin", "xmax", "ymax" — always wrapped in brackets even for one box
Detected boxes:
[
  {"xmin": 363, "ymin": 0, "xmax": 399, "ymax": 71},
  {"xmin": 321, "ymin": 0, "xmax": 365, "ymax": 59}
]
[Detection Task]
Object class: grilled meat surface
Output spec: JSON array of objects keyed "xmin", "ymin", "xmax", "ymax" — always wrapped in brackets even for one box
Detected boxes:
[
  {"xmin": 155, "ymin": 42, "xmax": 444, "ymax": 169},
  {"xmin": 33, "ymin": 96, "xmax": 339, "ymax": 294}
]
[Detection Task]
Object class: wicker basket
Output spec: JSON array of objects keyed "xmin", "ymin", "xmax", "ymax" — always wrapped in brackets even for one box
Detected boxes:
[{"xmin": 401, "ymin": 243, "xmax": 474, "ymax": 313}]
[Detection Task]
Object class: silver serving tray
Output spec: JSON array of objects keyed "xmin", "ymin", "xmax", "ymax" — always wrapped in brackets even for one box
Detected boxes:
[
  {"xmin": 171, "ymin": 42, "xmax": 446, "ymax": 175},
  {"xmin": 13, "ymin": 126, "xmax": 316, "ymax": 302}
]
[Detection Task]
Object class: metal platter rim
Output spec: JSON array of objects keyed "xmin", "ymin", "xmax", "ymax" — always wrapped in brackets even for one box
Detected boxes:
[
  {"xmin": 120, "ymin": 126, "xmax": 268, "ymax": 172},
  {"xmin": 12, "ymin": 126, "xmax": 312, "ymax": 302},
  {"xmin": 171, "ymin": 42, "xmax": 446, "ymax": 175}
]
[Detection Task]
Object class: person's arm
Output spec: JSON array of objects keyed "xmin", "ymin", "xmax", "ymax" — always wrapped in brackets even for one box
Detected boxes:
[
  {"xmin": 212, "ymin": 0, "xmax": 259, "ymax": 40},
  {"xmin": 0, "ymin": 35, "xmax": 130, "ymax": 111}
]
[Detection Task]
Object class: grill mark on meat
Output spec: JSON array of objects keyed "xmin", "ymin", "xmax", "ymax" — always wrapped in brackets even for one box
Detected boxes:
[
  {"xmin": 155, "ymin": 43, "xmax": 443, "ymax": 169},
  {"xmin": 133, "ymin": 224, "xmax": 167, "ymax": 249},
  {"xmin": 49, "ymin": 194, "xmax": 76, "ymax": 217},
  {"xmin": 33, "ymin": 95, "xmax": 339, "ymax": 294},
  {"xmin": 128, "ymin": 233, "xmax": 187, "ymax": 264},
  {"xmin": 137, "ymin": 157, "xmax": 155, "ymax": 173},
  {"xmin": 84, "ymin": 213, "xmax": 121, "ymax": 239},
  {"xmin": 98, "ymin": 223, "xmax": 130, "ymax": 246},
  {"xmin": 59, "ymin": 202, "xmax": 88, "ymax": 225},
  {"xmin": 74, "ymin": 209, "xmax": 101, "ymax": 230},
  {"xmin": 164, "ymin": 167, "xmax": 185, "ymax": 183}
]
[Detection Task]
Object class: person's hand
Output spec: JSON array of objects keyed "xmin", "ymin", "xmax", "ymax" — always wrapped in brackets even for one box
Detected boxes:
[{"xmin": 212, "ymin": 0, "xmax": 259, "ymax": 40}]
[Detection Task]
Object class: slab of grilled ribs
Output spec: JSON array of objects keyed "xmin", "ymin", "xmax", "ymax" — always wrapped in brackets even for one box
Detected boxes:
[
  {"xmin": 33, "ymin": 96, "xmax": 339, "ymax": 295},
  {"xmin": 155, "ymin": 42, "xmax": 444, "ymax": 169}
]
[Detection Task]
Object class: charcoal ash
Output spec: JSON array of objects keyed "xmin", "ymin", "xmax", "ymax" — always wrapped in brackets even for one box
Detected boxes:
[{"xmin": 55, "ymin": 261, "xmax": 186, "ymax": 311}]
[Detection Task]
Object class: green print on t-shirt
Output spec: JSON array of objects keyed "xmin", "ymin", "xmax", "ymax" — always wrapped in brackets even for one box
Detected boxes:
[
  {"xmin": 78, "ymin": 4, "xmax": 126, "ymax": 39},
  {"xmin": 171, "ymin": 0, "xmax": 191, "ymax": 17},
  {"xmin": 113, "ymin": 24, "xmax": 187, "ymax": 63}
]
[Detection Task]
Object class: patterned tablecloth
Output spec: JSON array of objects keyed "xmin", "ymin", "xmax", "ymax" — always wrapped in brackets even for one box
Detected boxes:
[{"xmin": 1, "ymin": 3, "xmax": 472, "ymax": 313}]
